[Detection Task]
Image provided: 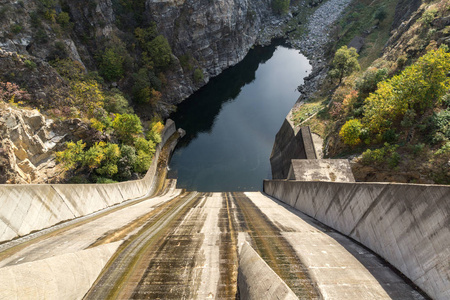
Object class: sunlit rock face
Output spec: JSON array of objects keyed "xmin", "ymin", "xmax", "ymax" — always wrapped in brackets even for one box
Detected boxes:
[{"xmin": 145, "ymin": 0, "xmax": 286, "ymax": 104}]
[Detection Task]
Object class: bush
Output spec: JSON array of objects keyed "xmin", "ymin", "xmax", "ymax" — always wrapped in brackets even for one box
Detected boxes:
[
  {"xmin": 374, "ymin": 6, "xmax": 387, "ymax": 23},
  {"xmin": 420, "ymin": 9, "xmax": 437, "ymax": 25},
  {"xmin": 356, "ymin": 68, "xmax": 387, "ymax": 97},
  {"xmin": 361, "ymin": 143, "xmax": 399, "ymax": 168},
  {"xmin": 147, "ymin": 35, "xmax": 172, "ymax": 69},
  {"xmin": 99, "ymin": 48, "xmax": 124, "ymax": 81},
  {"xmin": 56, "ymin": 11, "xmax": 72, "ymax": 30},
  {"xmin": 112, "ymin": 113, "xmax": 143, "ymax": 144},
  {"xmin": 272, "ymin": 0, "xmax": 290, "ymax": 15},
  {"xmin": 56, "ymin": 140, "xmax": 86, "ymax": 170},
  {"xmin": 194, "ymin": 68, "xmax": 204, "ymax": 83},
  {"xmin": 11, "ymin": 24, "xmax": 23, "ymax": 34},
  {"xmin": 104, "ymin": 91, "xmax": 132, "ymax": 114},
  {"xmin": 339, "ymin": 119, "xmax": 363, "ymax": 146},
  {"xmin": 24, "ymin": 60, "xmax": 37, "ymax": 70},
  {"xmin": 117, "ymin": 145, "xmax": 136, "ymax": 180},
  {"xmin": 431, "ymin": 109, "xmax": 450, "ymax": 143}
]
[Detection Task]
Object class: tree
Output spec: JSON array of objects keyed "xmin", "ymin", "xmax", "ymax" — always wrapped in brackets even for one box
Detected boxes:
[
  {"xmin": 339, "ymin": 119, "xmax": 363, "ymax": 146},
  {"xmin": 99, "ymin": 48, "xmax": 124, "ymax": 81},
  {"xmin": 374, "ymin": 6, "xmax": 387, "ymax": 23},
  {"xmin": 329, "ymin": 46, "xmax": 360, "ymax": 84},
  {"xmin": 112, "ymin": 113, "xmax": 143, "ymax": 144},
  {"xmin": 272, "ymin": 0, "xmax": 290, "ymax": 15},
  {"xmin": 147, "ymin": 35, "xmax": 172, "ymax": 69},
  {"xmin": 363, "ymin": 47, "xmax": 450, "ymax": 134}
]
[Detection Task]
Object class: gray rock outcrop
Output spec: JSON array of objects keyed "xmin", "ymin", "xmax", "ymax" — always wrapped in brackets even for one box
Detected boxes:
[{"xmin": 0, "ymin": 105, "xmax": 67, "ymax": 183}]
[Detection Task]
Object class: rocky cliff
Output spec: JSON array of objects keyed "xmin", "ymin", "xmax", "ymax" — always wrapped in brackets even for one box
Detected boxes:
[
  {"xmin": 0, "ymin": 104, "xmax": 91, "ymax": 184},
  {"xmin": 1, "ymin": 0, "xmax": 289, "ymax": 109},
  {"xmin": 144, "ymin": 0, "xmax": 286, "ymax": 103},
  {"xmin": 0, "ymin": 0, "xmax": 294, "ymax": 183}
]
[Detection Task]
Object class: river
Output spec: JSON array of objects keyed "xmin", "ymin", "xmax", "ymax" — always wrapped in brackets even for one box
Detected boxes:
[{"xmin": 168, "ymin": 42, "xmax": 311, "ymax": 192}]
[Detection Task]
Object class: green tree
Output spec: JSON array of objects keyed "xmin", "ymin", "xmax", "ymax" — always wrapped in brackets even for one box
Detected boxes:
[
  {"xmin": 374, "ymin": 6, "xmax": 387, "ymax": 23},
  {"xmin": 99, "ymin": 48, "xmax": 124, "ymax": 81},
  {"xmin": 329, "ymin": 46, "xmax": 360, "ymax": 84},
  {"xmin": 112, "ymin": 113, "xmax": 143, "ymax": 144},
  {"xmin": 272, "ymin": 0, "xmax": 290, "ymax": 15},
  {"xmin": 148, "ymin": 35, "xmax": 172, "ymax": 69}
]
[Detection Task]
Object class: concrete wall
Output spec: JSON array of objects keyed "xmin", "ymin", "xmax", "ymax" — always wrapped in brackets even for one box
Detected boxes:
[
  {"xmin": 238, "ymin": 242, "xmax": 298, "ymax": 300},
  {"xmin": 287, "ymin": 159, "xmax": 355, "ymax": 182},
  {"xmin": 0, "ymin": 242, "xmax": 120, "ymax": 300},
  {"xmin": 270, "ymin": 113, "xmax": 317, "ymax": 180},
  {"xmin": 263, "ymin": 180, "xmax": 450, "ymax": 300},
  {"xmin": 0, "ymin": 120, "xmax": 178, "ymax": 243}
]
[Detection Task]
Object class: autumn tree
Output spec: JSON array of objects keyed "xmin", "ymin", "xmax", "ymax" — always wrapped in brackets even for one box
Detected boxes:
[{"xmin": 112, "ymin": 113, "xmax": 143, "ymax": 144}]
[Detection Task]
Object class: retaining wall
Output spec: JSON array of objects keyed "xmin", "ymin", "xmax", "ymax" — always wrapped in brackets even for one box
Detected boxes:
[
  {"xmin": 238, "ymin": 242, "xmax": 298, "ymax": 300},
  {"xmin": 263, "ymin": 180, "xmax": 450, "ymax": 300},
  {"xmin": 0, "ymin": 120, "xmax": 178, "ymax": 243},
  {"xmin": 270, "ymin": 114, "xmax": 317, "ymax": 180}
]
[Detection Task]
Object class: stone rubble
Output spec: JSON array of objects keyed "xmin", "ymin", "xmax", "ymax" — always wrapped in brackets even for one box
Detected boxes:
[{"xmin": 290, "ymin": 0, "xmax": 352, "ymax": 105}]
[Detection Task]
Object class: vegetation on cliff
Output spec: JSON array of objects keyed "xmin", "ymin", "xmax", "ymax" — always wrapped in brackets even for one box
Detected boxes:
[{"xmin": 293, "ymin": 0, "xmax": 450, "ymax": 184}]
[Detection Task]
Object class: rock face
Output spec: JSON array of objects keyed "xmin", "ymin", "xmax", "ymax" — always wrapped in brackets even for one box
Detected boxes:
[
  {"xmin": 146, "ymin": 0, "xmax": 287, "ymax": 104},
  {"xmin": 0, "ymin": 106, "xmax": 67, "ymax": 183}
]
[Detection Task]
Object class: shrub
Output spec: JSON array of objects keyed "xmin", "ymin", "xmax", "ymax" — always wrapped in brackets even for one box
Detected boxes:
[
  {"xmin": 134, "ymin": 137, "xmax": 156, "ymax": 156},
  {"xmin": 11, "ymin": 24, "xmax": 23, "ymax": 34},
  {"xmin": 147, "ymin": 121, "xmax": 163, "ymax": 144},
  {"xmin": 133, "ymin": 150, "xmax": 152, "ymax": 173},
  {"xmin": 99, "ymin": 48, "xmax": 124, "ymax": 81},
  {"xmin": 24, "ymin": 60, "xmax": 37, "ymax": 70},
  {"xmin": 361, "ymin": 143, "xmax": 399, "ymax": 167},
  {"xmin": 272, "ymin": 0, "xmax": 290, "ymax": 15},
  {"xmin": 431, "ymin": 109, "xmax": 450, "ymax": 143},
  {"xmin": 420, "ymin": 9, "xmax": 437, "ymax": 25},
  {"xmin": 56, "ymin": 12, "xmax": 72, "ymax": 30},
  {"xmin": 374, "ymin": 6, "xmax": 387, "ymax": 23},
  {"xmin": 147, "ymin": 35, "xmax": 172, "ymax": 69},
  {"xmin": 117, "ymin": 145, "xmax": 136, "ymax": 180},
  {"xmin": 104, "ymin": 91, "xmax": 132, "ymax": 114},
  {"xmin": 356, "ymin": 68, "xmax": 387, "ymax": 97},
  {"xmin": 194, "ymin": 68, "xmax": 204, "ymax": 83},
  {"xmin": 339, "ymin": 119, "xmax": 363, "ymax": 146},
  {"xmin": 112, "ymin": 113, "xmax": 143, "ymax": 144},
  {"xmin": 56, "ymin": 140, "xmax": 86, "ymax": 170},
  {"xmin": 0, "ymin": 82, "xmax": 31, "ymax": 103}
]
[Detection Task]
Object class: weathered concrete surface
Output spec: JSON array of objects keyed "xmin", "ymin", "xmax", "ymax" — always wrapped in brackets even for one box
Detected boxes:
[
  {"xmin": 0, "ymin": 190, "xmax": 428, "ymax": 299},
  {"xmin": 238, "ymin": 241, "xmax": 298, "ymax": 300},
  {"xmin": 0, "ymin": 182, "xmax": 181, "ymax": 268},
  {"xmin": 0, "ymin": 242, "xmax": 120, "ymax": 300},
  {"xmin": 0, "ymin": 119, "xmax": 177, "ymax": 243},
  {"xmin": 287, "ymin": 159, "xmax": 355, "ymax": 182},
  {"xmin": 270, "ymin": 115, "xmax": 317, "ymax": 180},
  {"xmin": 263, "ymin": 180, "xmax": 450, "ymax": 300}
]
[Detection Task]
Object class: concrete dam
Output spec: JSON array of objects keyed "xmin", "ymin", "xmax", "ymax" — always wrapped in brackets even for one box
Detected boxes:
[{"xmin": 0, "ymin": 120, "xmax": 449, "ymax": 300}]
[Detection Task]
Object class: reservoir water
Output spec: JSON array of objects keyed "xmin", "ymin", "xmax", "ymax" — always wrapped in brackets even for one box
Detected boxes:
[{"xmin": 169, "ymin": 43, "xmax": 311, "ymax": 192}]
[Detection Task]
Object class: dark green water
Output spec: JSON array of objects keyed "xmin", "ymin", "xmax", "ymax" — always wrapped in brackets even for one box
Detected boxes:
[{"xmin": 169, "ymin": 43, "xmax": 311, "ymax": 192}]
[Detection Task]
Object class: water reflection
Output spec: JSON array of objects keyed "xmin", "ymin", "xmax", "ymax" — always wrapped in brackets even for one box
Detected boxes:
[
  {"xmin": 169, "ymin": 43, "xmax": 311, "ymax": 192},
  {"xmin": 170, "ymin": 43, "xmax": 279, "ymax": 148}
]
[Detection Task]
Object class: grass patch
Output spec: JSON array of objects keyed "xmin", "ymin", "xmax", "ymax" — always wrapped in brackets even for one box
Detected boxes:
[{"xmin": 291, "ymin": 98, "xmax": 327, "ymax": 126}]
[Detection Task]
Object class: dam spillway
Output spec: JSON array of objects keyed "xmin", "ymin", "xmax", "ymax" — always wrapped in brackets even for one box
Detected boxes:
[{"xmin": 0, "ymin": 181, "xmax": 428, "ymax": 299}]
